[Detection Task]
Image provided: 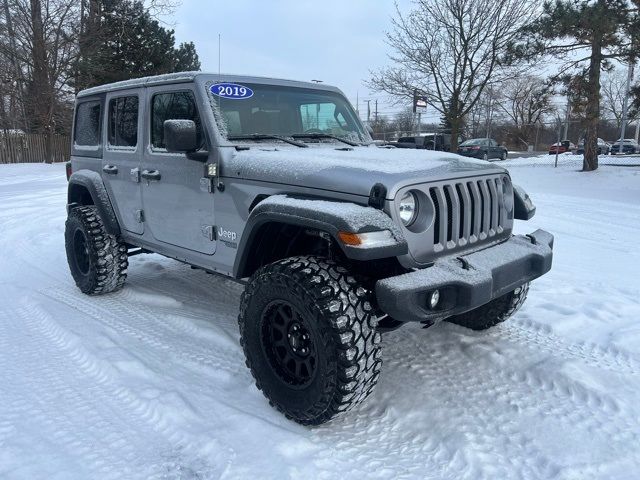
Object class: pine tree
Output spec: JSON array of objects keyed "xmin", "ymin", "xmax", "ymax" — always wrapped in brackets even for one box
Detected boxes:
[
  {"xmin": 74, "ymin": 0, "xmax": 201, "ymax": 91},
  {"xmin": 510, "ymin": 0, "xmax": 638, "ymax": 171}
]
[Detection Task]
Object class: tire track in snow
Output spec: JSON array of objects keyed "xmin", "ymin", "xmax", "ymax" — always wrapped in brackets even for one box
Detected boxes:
[
  {"xmin": 39, "ymin": 285, "xmax": 246, "ymax": 379},
  {"xmin": 0, "ymin": 298, "xmax": 222, "ymax": 480},
  {"xmin": 498, "ymin": 316, "xmax": 640, "ymax": 375}
]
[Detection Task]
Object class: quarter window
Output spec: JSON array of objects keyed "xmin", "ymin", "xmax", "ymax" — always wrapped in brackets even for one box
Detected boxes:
[
  {"xmin": 74, "ymin": 100, "xmax": 101, "ymax": 147},
  {"xmin": 151, "ymin": 91, "xmax": 203, "ymax": 149},
  {"xmin": 108, "ymin": 96, "xmax": 139, "ymax": 148}
]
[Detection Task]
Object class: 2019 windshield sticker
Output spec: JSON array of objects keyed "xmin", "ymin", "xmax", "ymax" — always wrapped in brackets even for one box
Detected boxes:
[{"xmin": 210, "ymin": 83, "xmax": 253, "ymax": 99}]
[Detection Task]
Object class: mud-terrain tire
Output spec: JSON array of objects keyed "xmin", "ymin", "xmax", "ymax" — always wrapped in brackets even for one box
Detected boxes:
[
  {"xmin": 238, "ymin": 256, "xmax": 382, "ymax": 425},
  {"xmin": 446, "ymin": 283, "xmax": 529, "ymax": 331},
  {"xmin": 65, "ymin": 205, "xmax": 128, "ymax": 295}
]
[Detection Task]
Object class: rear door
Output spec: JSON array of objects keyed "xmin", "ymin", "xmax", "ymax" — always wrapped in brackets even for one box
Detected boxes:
[
  {"xmin": 140, "ymin": 86, "xmax": 216, "ymax": 255},
  {"xmin": 102, "ymin": 90, "xmax": 144, "ymax": 234}
]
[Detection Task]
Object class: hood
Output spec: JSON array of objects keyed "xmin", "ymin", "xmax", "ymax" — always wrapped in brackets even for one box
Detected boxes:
[{"xmin": 223, "ymin": 144, "xmax": 507, "ymax": 199}]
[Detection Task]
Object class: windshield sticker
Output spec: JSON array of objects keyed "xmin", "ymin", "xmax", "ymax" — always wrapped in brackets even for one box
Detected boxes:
[{"xmin": 210, "ymin": 83, "xmax": 253, "ymax": 100}]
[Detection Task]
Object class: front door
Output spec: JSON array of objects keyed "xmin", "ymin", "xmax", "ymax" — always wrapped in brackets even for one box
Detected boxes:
[
  {"xmin": 102, "ymin": 90, "xmax": 144, "ymax": 234},
  {"xmin": 140, "ymin": 87, "xmax": 216, "ymax": 255}
]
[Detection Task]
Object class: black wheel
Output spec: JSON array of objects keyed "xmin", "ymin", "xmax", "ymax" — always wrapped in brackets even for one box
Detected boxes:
[
  {"xmin": 445, "ymin": 283, "xmax": 529, "ymax": 331},
  {"xmin": 482, "ymin": 152, "xmax": 488, "ymax": 161},
  {"xmin": 65, "ymin": 206, "xmax": 128, "ymax": 295},
  {"xmin": 501, "ymin": 151, "xmax": 507, "ymax": 161},
  {"xmin": 239, "ymin": 256, "xmax": 382, "ymax": 425}
]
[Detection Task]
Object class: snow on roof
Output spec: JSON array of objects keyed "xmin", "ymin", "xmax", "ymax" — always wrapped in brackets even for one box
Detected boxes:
[{"xmin": 77, "ymin": 72, "xmax": 342, "ymax": 98}]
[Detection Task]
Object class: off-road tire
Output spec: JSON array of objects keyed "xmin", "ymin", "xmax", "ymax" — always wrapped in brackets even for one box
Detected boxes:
[
  {"xmin": 238, "ymin": 256, "xmax": 382, "ymax": 425},
  {"xmin": 445, "ymin": 283, "xmax": 529, "ymax": 331},
  {"xmin": 65, "ymin": 205, "xmax": 128, "ymax": 295}
]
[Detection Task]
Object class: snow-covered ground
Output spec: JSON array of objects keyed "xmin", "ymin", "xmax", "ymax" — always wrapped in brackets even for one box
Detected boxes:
[{"xmin": 1, "ymin": 159, "xmax": 639, "ymax": 479}]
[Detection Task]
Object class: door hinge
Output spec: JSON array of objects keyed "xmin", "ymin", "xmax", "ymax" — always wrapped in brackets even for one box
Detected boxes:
[
  {"xmin": 135, "ymin": 209, "xmax": 144, "ymax": 223},
  {"xmin": 130, "ymin": 167, "xmax": 141, "ymax": 183},
  {"xmin": 201, "ymin": 225, "xmax": 216, "ymax": 241}
]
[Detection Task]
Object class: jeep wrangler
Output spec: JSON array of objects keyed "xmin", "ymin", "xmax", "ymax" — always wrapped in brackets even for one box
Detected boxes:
[{"xmin": 65, "ymin": 72, "xmax": 553, "ymax": 425}]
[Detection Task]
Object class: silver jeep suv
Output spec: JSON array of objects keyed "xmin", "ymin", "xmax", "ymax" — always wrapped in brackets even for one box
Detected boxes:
[{"xmin": 65, "ymin": 72, "xmax": 553, "ymax": 425}]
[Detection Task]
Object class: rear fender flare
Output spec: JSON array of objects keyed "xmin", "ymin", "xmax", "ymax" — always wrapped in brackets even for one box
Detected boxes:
[{"xmin": 67, "ymin": 169, "xmax": 120, "ymax": 235}]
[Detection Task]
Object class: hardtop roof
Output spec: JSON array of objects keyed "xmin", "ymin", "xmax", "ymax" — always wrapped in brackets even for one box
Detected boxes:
[{"xmin": 76, "ymin": 71, "xmax": 343, "ymax": 98}]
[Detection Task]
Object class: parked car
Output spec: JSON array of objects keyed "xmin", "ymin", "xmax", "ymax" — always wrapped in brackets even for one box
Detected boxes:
[
  {"xmin": 548, "ymin": 141, "xmax": 576, "ymax": 155},
  {"xmin": 576, "ymin": 138, "xmax": 610, "ymax": 155},
  {"xmin": 64, "ymin": 72, "xmax": 553, "ymax": 425},
  {"xmin": 457, "ymin": 138, "xmax": 508, "ymax": 161},
  {"xmin": 393, "ymin": 133, "xmax": 456, "ymax": 152},
  {"xmin": 610, "ymin": 139, "xmax": 640, "ymax": 154}
]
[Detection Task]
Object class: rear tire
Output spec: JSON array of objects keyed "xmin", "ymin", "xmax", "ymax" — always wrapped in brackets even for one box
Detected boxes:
[
  {"xmin": 238, "ymin": 256, "xmax": 381, "ymax": 425},
  {"xmin": 65, "ymin": 206, "xmax": 128, "ymax": 295},
  {"xmin": 445, "ymin": 283, "xmax": 529, "ymax": 331},
  {"xmin": 501, "ymin": 151, "xmax": 507, "ymax": 161}
]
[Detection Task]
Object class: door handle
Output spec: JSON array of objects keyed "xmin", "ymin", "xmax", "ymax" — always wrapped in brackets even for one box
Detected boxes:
[
  {"xmin": 102, "ymin": 165, "xmax": 118, "ymax": 175},
  {"xmin": 141, "ymin": 169, "xmax": 161, "ymax": 181}
]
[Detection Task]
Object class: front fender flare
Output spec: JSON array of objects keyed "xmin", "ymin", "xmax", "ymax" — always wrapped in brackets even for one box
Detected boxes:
[
  {"xmin": 67, "ymin": 169, "xmax": 121, "ymax": 235},
  {"xmin": 233, "ymin": 195, "xmax": 408, "ymax": 278}
]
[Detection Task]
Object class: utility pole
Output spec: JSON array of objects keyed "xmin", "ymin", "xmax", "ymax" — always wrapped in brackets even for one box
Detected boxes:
[
  {"xmin": 218, "ymin": 34, "xmax": 221, "ymax": 76},
  {"xmin": 617, "ymin": 60, "xmax": 634, "ymax": 154},
  {"xmin": 635, "ymin": 120, "xmax": 639, "ymax": 143},
  {"xmin": 563, "ymin": 101, "xmax": 571, "ymax": 141},
  {"xmin": 374, "ymin": 100, "xmax": 378, "ymax": 123},
  {"xmin": 365, "ymin": 100, "xmax": 371, "ymax": 124},
  {"xmin": 417, "ymin": 112, "xmax": 421, "ymax": 134},
  {"xmin": 485, "ymin": 92, "xmax": 492, "ymax": 138}
]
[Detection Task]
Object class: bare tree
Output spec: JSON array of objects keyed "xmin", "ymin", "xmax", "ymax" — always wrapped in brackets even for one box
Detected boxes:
[
  {"xmin": 368, "ymin": 0, "xmax": 538, "ymax": 150},
  {"xmin": 496, "ymin": 76, "xmax": 555, "ymax": 147},
  {"xmin": 601, "ymin": 69, "xmax": 638, "ymax": 129}
]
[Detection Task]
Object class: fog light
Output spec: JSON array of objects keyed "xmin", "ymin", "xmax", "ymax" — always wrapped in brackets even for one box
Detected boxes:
[{"xmin": 428, "ymin": 289, "xmax": 440, "ymax": 309}]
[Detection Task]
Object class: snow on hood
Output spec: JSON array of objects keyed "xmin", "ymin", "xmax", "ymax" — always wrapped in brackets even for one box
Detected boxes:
[{"xmin": 223, "ymin": 144, "xmax": 507, "ymax": 198}]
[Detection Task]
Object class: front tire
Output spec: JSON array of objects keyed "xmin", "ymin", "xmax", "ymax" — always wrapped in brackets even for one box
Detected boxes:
[
  {"xmin": 445, "ymin": 283, "xmax": 529, "ymax": 331},
  {"xmin": 65, "ymin": 206, "xmax": 128, "ymax": 295},
  {"xmin": 239, "ymin": 256, "xmax": 382, "ymax": 425}
]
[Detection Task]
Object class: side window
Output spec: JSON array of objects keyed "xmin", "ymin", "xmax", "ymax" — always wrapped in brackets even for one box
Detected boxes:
[
  {"xmin": 490, "ymin": 139, "xmax": 498, "ymax": 147},
  {"xmin": 151, "ymin": 91, "xmax": 203, "ymax": 150},
  {"xmin": 108, "ymin": 96, "xmax": 139, "ymax": 148},
  {"xmin": 74, "ymin": 100, "xmax": 101, "ymax": 147}
]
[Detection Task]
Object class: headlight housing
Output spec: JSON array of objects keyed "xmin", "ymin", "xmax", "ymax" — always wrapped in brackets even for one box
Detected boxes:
[{"xmin": 398, "ymin": 191, "xmax": 418, "ymax": 226}]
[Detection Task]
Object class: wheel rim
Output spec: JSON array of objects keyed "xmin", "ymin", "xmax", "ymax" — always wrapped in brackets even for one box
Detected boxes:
[
  {"xmin": 483, "ymin": 153, "xmax": 488, "ymax": 161},
  {"xmin": 260, "ymin": 300, "xmax": 317, "ymax": 388},
  {"xmin": 72, "ymin": 228, "xmax": 90, "ymax": 275}
]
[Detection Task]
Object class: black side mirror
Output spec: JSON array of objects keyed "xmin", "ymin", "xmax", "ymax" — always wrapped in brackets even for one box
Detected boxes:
[{"xmin": 164, "ymin": 119, "xmax": 198, "ymax": 153}]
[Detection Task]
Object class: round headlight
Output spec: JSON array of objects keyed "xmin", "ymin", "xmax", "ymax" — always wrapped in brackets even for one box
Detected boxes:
[{"xmin": 398, "ymin": 191, "xmax": 418, "ymax": 226}]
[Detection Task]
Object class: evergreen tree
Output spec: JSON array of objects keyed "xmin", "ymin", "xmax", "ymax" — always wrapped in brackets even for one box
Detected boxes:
[
  {"xmin": 75, "ymin": 0, "xmax": 201, "ymax": 91},
  {"xmin": 510, "ymin": 0, "xmax": 639, "ymax": 171}
]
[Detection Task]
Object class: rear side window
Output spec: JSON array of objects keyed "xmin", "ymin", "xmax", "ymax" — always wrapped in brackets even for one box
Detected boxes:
[
  {"xmin": 74, "ymin": 100, "xmax": 101, "ymax": 147},
  {"xmin": 108, "ymin": 96, "xmax": 139, "ymax": 148},
  {"xmin": 398, "ymin": 137, "xmax": 415, "ymax": 143},
  {"xmin": 151, "ymin": 91, "xmax": 202, "ymax": 149}
]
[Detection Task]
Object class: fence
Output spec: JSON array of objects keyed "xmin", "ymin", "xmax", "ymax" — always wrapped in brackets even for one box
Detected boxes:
[{"xmin": 0, "ymin": 133, "xmax": 70, "ymax": 164}]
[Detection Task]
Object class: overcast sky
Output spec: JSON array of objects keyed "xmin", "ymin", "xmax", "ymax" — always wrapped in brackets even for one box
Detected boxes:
[{"xmin": 169, "ymin": 0, "xmax": 426, "ymax": 121}]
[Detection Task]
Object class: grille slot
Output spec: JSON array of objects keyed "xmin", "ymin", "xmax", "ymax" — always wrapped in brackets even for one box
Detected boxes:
[{"xmin": 429, "ymin": 175, "xmax": 509, "ymax": 251}]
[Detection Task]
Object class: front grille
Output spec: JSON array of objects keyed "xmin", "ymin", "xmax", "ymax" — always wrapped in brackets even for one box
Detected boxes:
[{"xmin": 428, "ymin": 176, "xmax": 509, "ymax": 251}]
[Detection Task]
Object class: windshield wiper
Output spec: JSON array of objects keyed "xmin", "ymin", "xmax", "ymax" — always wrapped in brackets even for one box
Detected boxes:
[
  {"xmin": 228, "ymin": 134, "xmax": 307, "ymax": 148},
  {"xmin": 291, "ymin": 133, "xmax": 360, "ymax": 147}
]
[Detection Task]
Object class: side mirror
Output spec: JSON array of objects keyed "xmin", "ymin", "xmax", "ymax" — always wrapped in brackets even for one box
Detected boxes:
[{"xmin": 164, "ymin": 119, "xmax": 198, "ymax": 153}]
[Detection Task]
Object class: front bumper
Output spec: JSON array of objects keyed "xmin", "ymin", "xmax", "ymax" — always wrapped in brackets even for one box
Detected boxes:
[{"xmin": 375, "ymin": 229, "xmax": 553, "ymax": 325}]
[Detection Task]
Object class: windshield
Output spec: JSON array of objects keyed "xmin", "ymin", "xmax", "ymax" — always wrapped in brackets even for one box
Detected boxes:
[
  {"xmin": 460, "ymin": 139, "xmax": 485, "ymax": 146},
  {"xmin": 207, "ymin": 83, "xmax": 368, "ymax": 144}
]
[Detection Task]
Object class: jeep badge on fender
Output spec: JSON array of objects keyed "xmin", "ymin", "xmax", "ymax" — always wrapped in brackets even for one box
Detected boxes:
[{"xmin": 65, "ymin": 72, "xmax": 553, "ymax": 425}]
